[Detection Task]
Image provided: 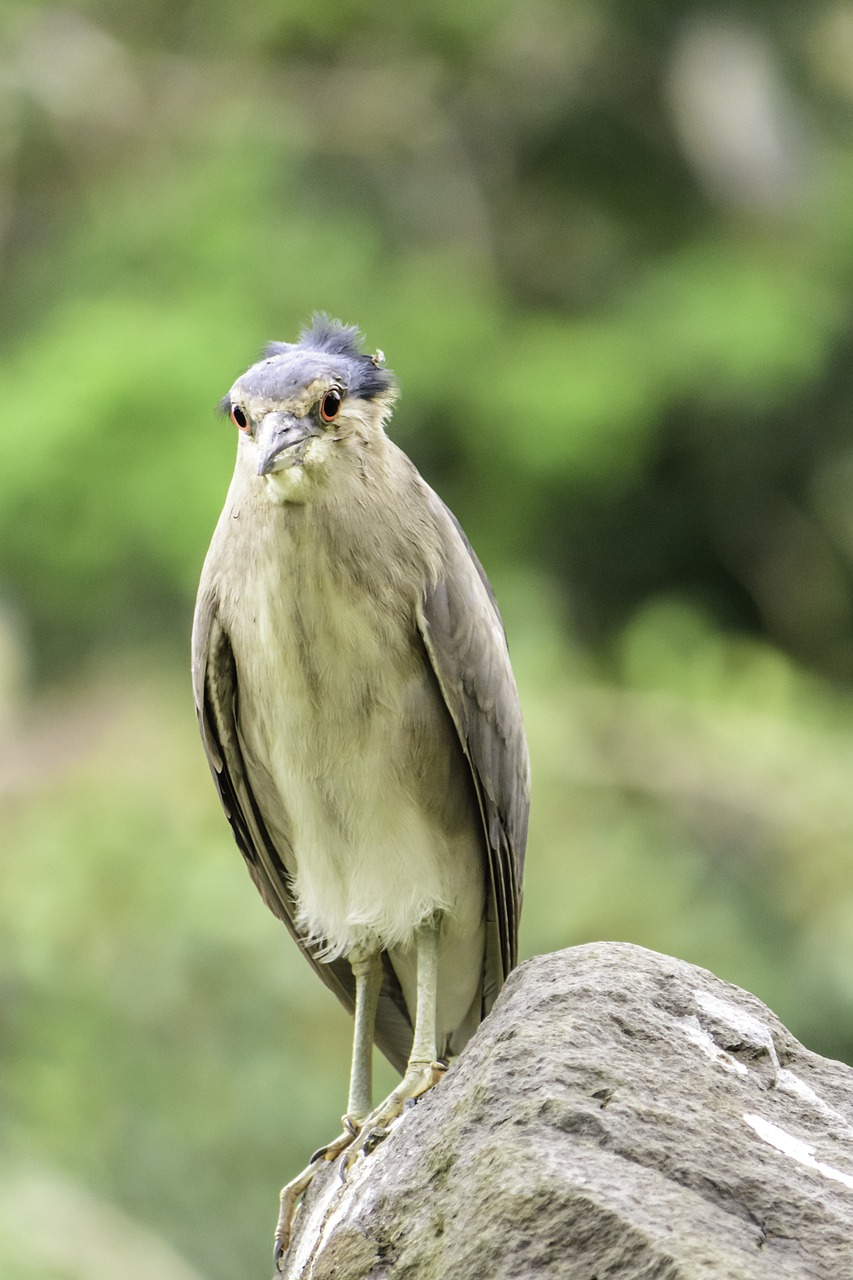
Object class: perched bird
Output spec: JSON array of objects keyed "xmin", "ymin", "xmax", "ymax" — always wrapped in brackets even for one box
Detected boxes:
[{"xmin": 191, "ymin": 316, "xmax": 529, "ymax": 1263}]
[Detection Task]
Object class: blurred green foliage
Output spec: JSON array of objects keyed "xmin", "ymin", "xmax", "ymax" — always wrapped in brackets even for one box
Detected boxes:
[{"xmin": 3, "ymin": 1, "xmax": 853, "ymax": 1277}]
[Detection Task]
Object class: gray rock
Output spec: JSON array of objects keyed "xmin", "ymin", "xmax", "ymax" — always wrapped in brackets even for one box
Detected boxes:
[{"xmin": 279, "ymin": 942, "xmax": 853, "ymax": 1279}]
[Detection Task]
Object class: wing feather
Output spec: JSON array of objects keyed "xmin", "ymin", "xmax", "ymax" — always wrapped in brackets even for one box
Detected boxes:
[{"xmin": 416, "ymin": 496, "xmax": 530, "ymax": 1016}]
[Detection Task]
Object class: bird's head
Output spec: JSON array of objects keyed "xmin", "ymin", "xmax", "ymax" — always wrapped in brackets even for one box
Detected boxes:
[{"xmin": 220, "ymin": 315, "xmax": 397, "ymax": 502}]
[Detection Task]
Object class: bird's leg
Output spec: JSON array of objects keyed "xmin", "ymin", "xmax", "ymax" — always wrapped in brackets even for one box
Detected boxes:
[
  {"xmin": 396, "ymin": 916, "xmax": 444, "ymax": 1100},
  {"xmin": 309, "ymin": 944, "xmax": 383, "ymax": 1155},
  {"xmin": 343, "ymin": 918, "xmax": 446, "ymax": 1167},
  {"xmin": 273, "ymin": 945, "xmax": 383, "ymax": 1268},
  {"xmin": 345, "ymin": 946, "xmax": 383, "ymax": 1125}
]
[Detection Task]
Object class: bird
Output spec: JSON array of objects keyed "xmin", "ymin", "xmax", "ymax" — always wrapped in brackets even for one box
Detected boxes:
[{"xmin": 191, "ymin": 315, "xmax": 529, "ymax": 1264}]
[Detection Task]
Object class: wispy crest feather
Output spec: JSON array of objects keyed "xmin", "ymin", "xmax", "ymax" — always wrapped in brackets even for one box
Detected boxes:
[
  {"xmin": 298, "ymin": 313, "xmax": 366, "ymax": 359},
  {"xmin": 296, "ymin": 313, "xmax": 396, "ymax": 401}
]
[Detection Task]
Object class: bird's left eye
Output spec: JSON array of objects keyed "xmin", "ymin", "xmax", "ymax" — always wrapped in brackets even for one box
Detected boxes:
[
  {"xmin": 231, "ymin": 404, "xmax": 249, "ymax": 432},
  {"xmin": 320, "ymin": 389, "xmax": 343, "ymax": 422}
]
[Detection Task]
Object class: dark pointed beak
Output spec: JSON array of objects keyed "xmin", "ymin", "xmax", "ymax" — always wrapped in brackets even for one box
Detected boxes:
[{"xmin": 256, "ymin": 412, "xmax": 319, "ymax": 476}]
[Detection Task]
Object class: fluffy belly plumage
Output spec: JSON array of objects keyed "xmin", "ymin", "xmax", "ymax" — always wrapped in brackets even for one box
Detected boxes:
[
  {"xmin": 280, "ymin": 755, "xmax": 484, "ymax": 960},
  {"xmin": 230, "ymin": 575, "xmax": 487, "ymax": 1044}
]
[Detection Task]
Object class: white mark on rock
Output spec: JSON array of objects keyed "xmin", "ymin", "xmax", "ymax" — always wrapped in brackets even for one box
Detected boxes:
[
  {"xmin": 680, "ymin": 1014, "xmax": 749, "ymax": 1075},
  {"xmin": 775, "ymin": 1069, "xmax": 853, "ymax": 1135},
  {"xmin": 744, "ymin": 1113, "xmax": 853, "ymax": 1192},
  {"xmin": 694, "ymin": 990, "xmax": 780, "ymax": 1070}
]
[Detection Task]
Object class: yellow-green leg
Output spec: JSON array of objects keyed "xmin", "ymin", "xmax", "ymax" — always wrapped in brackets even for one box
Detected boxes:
[
  {"xmin": 345, "ymin": 948, "xmax": 382, "ymax": 1123},
  {"xmin": 341, "ymin": 919, "xmax": 447, "ymax": 1172}
]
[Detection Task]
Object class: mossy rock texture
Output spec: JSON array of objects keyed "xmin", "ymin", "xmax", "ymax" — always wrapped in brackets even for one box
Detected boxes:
[{"xmin": 279, "ymin": 942, "xmax": 853, "ymax": 1279}]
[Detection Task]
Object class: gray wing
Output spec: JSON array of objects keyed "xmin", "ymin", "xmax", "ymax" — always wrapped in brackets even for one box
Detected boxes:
[
  {"xmin": 191, "ymin": 589, "xmax": 414, "ymax": 1074},
  {"xmin": 416, "ymin": 494, "xmax": 530, "ymax": 1016}
]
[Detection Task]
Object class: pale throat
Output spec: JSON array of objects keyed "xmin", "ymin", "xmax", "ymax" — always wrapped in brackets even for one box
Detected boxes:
[
  {"xmin": 254, "ymin": 435, "xmax": 338, "ymax": 506},
  {"xmin": 262, "ymin": 465, "xmax": 312, "ymax": 505}
]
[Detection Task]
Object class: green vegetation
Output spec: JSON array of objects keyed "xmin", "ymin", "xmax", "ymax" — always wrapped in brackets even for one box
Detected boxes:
[{"xmin": 3, "ymin": 2, "xmax": 853, "ymax": 1276}]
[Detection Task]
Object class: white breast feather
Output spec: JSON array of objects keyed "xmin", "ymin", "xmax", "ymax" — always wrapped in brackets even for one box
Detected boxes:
[{"xmin": 230, "ymin": 525, "xmax": 485, "ymax": 969}]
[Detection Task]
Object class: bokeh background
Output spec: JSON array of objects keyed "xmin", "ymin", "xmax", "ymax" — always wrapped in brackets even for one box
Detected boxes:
[{"xmin": 3, "ymin": 1, "xmax": 853, "ymax": 1276}]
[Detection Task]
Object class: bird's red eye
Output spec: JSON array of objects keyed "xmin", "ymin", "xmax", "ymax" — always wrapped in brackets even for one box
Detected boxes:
[
  {"xmin": 231, "ymin": 404, "xmax": 249, "ymax": 432},
  {"xmin": 320, "ymin": 389, "xmax": 342, "ymax": 422}
]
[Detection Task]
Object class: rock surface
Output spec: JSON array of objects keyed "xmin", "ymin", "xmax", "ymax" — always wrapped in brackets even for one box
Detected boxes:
[{"xmin": 279, "ymin": 942, "xmax": 853, "ymax": 1279}]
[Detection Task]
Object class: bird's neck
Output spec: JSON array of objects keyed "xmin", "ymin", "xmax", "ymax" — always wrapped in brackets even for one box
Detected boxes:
[{"xmin": 221, "ymin": 437, "xmax": 444, "ymax": 608}]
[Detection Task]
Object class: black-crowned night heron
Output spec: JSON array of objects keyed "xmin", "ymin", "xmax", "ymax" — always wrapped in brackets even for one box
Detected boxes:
[{"xmin": 191, "ymin": 316, "xmax": 529, "ymax": 1264}]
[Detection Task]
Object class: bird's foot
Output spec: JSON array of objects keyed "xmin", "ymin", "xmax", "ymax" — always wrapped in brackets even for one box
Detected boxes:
[
  {"xmin": 273, "ymin": 1059, "xmax": 446, "ymax": 1268},
  {"xmin": 273, "ymin": 1114, "xmax": 365, "ymax": 1270},
  {"xmin": 339, "ymin": 1059, "xmax": 447, "ymax": 1176},
  {"xmin": 274, "ymin": 1159, "xmax": 318, "ymax": 1272}
]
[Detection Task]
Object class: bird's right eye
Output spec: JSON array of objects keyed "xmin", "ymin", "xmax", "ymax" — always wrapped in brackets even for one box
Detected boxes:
[{"xmin": 231, "ymin": 404, "xmax": 249, "ymax": 432}]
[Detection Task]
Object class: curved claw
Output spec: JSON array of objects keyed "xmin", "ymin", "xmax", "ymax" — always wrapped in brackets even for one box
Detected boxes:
[
  {"xmin": 309, "ymin": 1121, "xmax": 359, "ymax": 1165},
  {"xmin": 362, "ymin": 1125, "xmax": 388, "ymax": 1155},
  {"xmin": 337, "ymin": 1123, "xmax": 388, "ymax": 1180}
]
